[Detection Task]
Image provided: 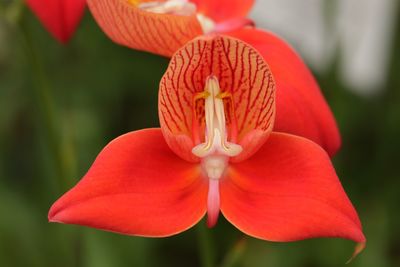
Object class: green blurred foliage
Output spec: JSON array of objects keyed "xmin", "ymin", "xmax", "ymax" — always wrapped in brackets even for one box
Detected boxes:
[{"xmin": 0, "ymin": 3, "xmax": 399, "ymax": 267}]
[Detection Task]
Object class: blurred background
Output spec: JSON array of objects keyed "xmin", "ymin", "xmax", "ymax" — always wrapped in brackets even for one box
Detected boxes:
[{"xmin": 0, "ymin": 0, "xmax": 399, "ymax": 266}]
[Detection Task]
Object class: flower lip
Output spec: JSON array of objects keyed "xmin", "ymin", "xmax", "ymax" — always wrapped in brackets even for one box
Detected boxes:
[{"xmin": 159, "ymin": 35, "xmax": 276, "ymax": 163}]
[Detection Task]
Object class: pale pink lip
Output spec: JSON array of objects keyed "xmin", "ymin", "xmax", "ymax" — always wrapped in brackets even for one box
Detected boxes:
[{"xmin": 206, "ymin": 179, "xmax": 220, "ymax": 228}]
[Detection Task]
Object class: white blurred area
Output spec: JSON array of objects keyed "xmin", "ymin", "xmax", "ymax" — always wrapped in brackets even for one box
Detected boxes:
[{"xmin": 250, "ymin": 0, "xmax": 398, "ymax": 96}]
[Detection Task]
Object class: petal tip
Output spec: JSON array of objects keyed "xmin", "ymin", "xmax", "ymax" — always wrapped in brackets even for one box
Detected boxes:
[
  {"xmin": 346, "ymin": 242, "xmax": 366, "ymax": 264},
  {"xmin": 48, "ymin": 208, "xmax": 57, "ymax": 223},
  {"xmin": 206, "ymin": 214, "xmax": 219, "ymax": 228},
  {"xmin": 48, "ymin": 201, "xmax": 63, "ymax": 223},
  {"xmin": 206, "ymin": 179, "xmax": 220, "ymax": 228},
  {"xmin": 48, "ymin": 216, "xmax": 59, "ymax": 223}
]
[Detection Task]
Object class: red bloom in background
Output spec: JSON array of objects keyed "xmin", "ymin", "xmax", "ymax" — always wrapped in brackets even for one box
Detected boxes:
[
  {"xmin": 26, "ymin": 0, "xmax": 86, "ymax": 43},
  {"xmin": 87, "ymin": 0, "xmax": 341, "ymax": 157},
  {"xmin": 87, "ymin": 0, "xmax": 254, "ymax": 56},
  {"xmin": 49, "ymin": 35, "xmax": 365, "ymax": 259}
]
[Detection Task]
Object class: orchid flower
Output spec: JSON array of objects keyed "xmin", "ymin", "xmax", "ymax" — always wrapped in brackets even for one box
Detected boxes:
[
  {"xmin": 48, "ymin": 35, "xmax": 365, "ymax": 259},
  {"xmin": 26, "ymin": 0, "xmax": 86, "ymax": 43},
  {"xmin": 87, "ymin": 0, "xmax": 254, "ymax": 56},
  {"xmin": 87, "ymin": 0, "xmax": 341, "ymax": 157}
]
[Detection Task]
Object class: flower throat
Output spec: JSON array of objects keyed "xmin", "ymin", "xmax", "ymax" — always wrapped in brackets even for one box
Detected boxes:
[{"xmin": 192, "ymin": 75, "xmax": 242, "ymax": 227}]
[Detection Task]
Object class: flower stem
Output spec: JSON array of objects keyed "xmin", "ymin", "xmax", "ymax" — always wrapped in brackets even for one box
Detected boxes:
[
  {"xmin": 19, "ymin": 15, "xmax": 76, "ymax": 192},
  {"xmin": 219, "ymin": 237, "xmax": 247, "ymax": 267},
  {"xmin": 18, "ymin": 9, "xmax": 81, "ymax": 267},
  {"xmin": 1, "ymin": 0, "xmax": 24, "ymax": 25},
  {"xmin": 197, "ymin": 221, "xmax": 216, "ymax": 267}
]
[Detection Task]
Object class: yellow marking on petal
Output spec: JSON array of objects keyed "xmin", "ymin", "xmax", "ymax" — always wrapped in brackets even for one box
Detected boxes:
[
  {"xmin": 194, "ymin": 91, "xmax": 210, "ymax": 101},
  {"xmin": 128, "ymin": 0, "xmax": 141, "ymax": 6},
  {"xmin": 216, "ymin": 91, "xmax": 231, "ymax": 99}
]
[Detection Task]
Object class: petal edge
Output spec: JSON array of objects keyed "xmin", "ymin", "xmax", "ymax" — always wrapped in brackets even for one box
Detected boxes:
[
  {"xmin": 227, "ymin": 29, "xmax": 341, "ymax": 156},
  {"xmin": 221, "ymin": 132, "xmax": 365, "ymax": 243},
  {"xmin": 49, "ymin": 129, "xmax": 207, "ymax": 237}
]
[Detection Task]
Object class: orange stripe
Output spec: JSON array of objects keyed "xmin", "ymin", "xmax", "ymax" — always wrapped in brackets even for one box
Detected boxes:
[
  {"xmin": 87, "ymin": 0, "xmax": 203, "ymax": 57},
  {"xmin": 159, "ymin": 35, "xmax": 276, "ymax": 162}
]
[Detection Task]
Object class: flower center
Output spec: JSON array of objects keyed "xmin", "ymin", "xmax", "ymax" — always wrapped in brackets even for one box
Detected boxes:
[
  {"xmin": 192, "ymin": 76, "xmax": 242, "ymax": 166},
  {"xmin": 137, "ymin": 0, "xmax": 196, "ymax": 16},
  {"xmin": 196, "ymin": 13, "xmax": 215, "ymax": 34},
  {"xmin": 135, "ymin": 0, "xmax": 216, "ymax": 33},
  {"xmin": 192, "ymin": 75, "xmax": 242, "ymax": 227}
]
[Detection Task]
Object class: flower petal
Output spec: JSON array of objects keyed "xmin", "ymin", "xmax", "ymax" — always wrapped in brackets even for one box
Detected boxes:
[
  {"xmin": 227, "ymin": 29, "xmax": 341, "ymax": 156},
  {"xmin": 49, "ymin": 129, "xmax": 207, "ymax": 237},
  {"xmin": 190, "ymin": 0, "xmax": 254, "ymax": 22},
  {"xmin": 87, "ymin": 0, "xmax": 203, "ymax": 57},
  {"xmin": 159, "ymin": 35, "xmax": 275, "ymax": 162},
  {"xmin": 27, "ymin": 0, "xmax": 86, "ymax": 43},
  {"xmin": 221, "ymin": 132, "xmax": 365, "ymax": 244}
]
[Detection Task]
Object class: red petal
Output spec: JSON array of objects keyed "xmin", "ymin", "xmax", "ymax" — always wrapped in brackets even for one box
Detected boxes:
[
  {"xmin": 87, "ymin": 0, "xmax": 203, "ymax": 57},
  {"xmin": 159, "ymin": 35, "xmax": 275, "ymax": 162},
  {"xmin": 227, "ymin": 29, "xmax": 341, "ymax": 156},
  {"xmin": 220, "ymin": 132, "xmax": 365, "ymax": 244},
  {"xmin": 49, "ymin": 129, "xmax": 207, "ymax": 237},
  {"xmin": 190, "ymin": 0, "xmax": 254, "ymax": 22},
  {"xmin": 27, "ymin": 0, "xmax": 86, "ymax": 43}
]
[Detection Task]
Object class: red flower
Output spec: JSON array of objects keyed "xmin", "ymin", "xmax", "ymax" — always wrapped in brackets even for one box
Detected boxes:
[
  {"xmin": 49, "ymin": 35, "xmax": 365, "ymax": 258},
  {"xmin": 87, "ymin": 0, "xmax": 341, "ymax": 156},
  {"xmin": 26, "ymin": 0, "xmax": 86, "ymax": 43}
]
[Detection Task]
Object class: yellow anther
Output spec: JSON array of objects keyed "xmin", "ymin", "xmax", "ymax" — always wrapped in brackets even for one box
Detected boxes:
[
  {"xmin": 216, "ymin": 91, "xmax": 231, "ymax": 99},
  {"xmin": 128, "ymin": 0, "xmax": 141, "ymax": 6},
  {"xmin": 194, "ymin": 91, "xmax": 211, "ymax": 101}
]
